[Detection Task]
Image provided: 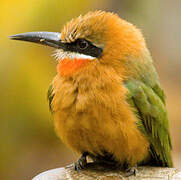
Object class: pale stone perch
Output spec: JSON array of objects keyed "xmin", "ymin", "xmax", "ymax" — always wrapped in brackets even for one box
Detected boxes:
[{"xmin": 32, "ymin": 164, "xmax": 181, "ymax": 180}]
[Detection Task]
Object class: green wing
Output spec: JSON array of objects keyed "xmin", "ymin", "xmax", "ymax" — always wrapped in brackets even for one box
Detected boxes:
[
  {"xmin": 47, "ymin": 84, "xmax": 54, "ymax": 113},
  {"xmin": 125, "ymin": 80, "xmax": 173, "ymax": 167}
]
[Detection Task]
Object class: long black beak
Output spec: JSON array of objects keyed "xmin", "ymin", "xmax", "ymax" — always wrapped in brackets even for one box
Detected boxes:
[{"xmin": 9, "ymin": 31, "xmax": 63, "ymax": 49}]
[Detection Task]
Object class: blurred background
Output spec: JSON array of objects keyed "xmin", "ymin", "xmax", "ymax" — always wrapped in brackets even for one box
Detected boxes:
[{"xmin": 1, "ymin": 0, "xmax": 181, "ymax": 179}]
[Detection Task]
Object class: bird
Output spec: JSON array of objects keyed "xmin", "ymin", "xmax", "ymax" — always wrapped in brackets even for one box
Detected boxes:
[{"xmin": 10, "ymin": 10, "xmax": 173, "ymax": 176}]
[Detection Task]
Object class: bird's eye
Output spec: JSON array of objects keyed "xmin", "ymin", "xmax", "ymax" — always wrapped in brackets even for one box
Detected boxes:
[{"xmin": 77, "ymin": 39, "xmax": 89, "ymax": 50}]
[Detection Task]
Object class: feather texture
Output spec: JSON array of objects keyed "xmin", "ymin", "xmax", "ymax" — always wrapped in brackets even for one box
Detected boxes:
[{"xmin": 125, "ymin": 80, "xmax": 172, "ymax": 167}]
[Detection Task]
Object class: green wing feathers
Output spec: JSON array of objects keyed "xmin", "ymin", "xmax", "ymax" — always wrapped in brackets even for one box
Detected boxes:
[
  {"xmin": 47, "ymin": 84, "xmax": 54, "ymax": 113},
  {"xmin": 125, "ymin": 80, "xmax": 173, "ymax": 167}
]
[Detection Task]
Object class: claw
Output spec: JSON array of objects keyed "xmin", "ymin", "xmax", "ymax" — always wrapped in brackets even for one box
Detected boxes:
[
  {"xmin": 125, "ymin": 167, "xmax": 137, "ymax": 177},
  {"xmin": 74, "ymin": 152, "xmax": 88, "ymax": 171}
]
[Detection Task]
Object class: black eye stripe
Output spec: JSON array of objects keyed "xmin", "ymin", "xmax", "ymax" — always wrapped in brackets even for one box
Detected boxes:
[{"xmin": 61, "ymin": 39, "xmax": 103, "ymax": 58}]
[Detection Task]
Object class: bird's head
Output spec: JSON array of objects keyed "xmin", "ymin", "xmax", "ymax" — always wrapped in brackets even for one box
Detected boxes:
[{"xmin": 10, "ymin": 11, "xmax": 147, "ymax": 76}]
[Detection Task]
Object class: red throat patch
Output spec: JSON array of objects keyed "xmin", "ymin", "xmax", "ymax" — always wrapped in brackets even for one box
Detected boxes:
[{"xmin": 57, "ymin": 58, "xmax": 92, "ymax": 76}]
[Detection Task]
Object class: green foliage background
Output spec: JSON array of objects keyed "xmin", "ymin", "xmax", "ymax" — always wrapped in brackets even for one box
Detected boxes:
[{"xmin": 1, "ymin": 0, "xmax": 181, "ymax": 179}]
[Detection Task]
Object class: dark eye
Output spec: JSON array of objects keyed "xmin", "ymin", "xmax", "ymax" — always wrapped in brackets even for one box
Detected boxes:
[{"xmin": 77, "ymin": 39, "xmax": 89, "ymax": 50}]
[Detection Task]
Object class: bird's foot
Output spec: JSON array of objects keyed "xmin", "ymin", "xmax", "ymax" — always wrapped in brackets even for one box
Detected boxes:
[
  {"xmin": 125, "ymin": 167, "xmax": 137, "ymax": 177},
  {"xmin": 74, "ymin": 152, "xmax": 88, "ymax": 171}
]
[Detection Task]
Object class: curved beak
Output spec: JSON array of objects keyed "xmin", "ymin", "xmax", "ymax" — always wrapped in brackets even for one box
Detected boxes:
[{"xmin": 9, "ymin": 31, "xmax": 63, "ymax": 49}]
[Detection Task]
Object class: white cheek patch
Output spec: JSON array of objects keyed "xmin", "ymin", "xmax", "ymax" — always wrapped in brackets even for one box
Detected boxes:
[{"xmin": 53, "ymin": 49, "xmax": 95, "ymax": 61}]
